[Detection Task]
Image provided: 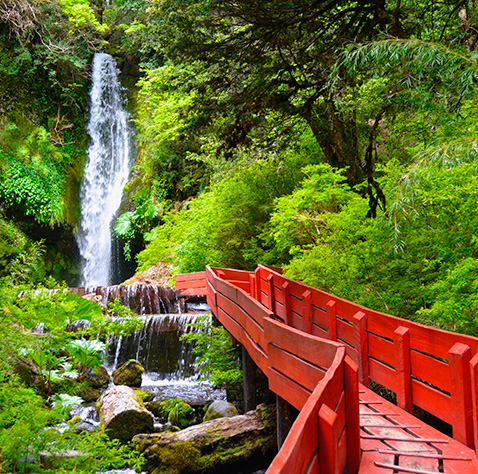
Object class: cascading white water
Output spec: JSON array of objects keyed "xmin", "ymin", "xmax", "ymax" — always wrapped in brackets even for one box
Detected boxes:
[{"xmin": 76, "ymin": 52, "xmax": 133, "ymax": 286}]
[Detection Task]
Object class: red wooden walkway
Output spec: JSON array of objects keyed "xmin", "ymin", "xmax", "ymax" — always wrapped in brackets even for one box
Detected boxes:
[{"xmin": 175, "ymin": 265, "xmax": 478, "ymax": 473}]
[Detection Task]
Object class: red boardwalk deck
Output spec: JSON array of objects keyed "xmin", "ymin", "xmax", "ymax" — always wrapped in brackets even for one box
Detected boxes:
[{"xmin": 175, "ymin": 266, "xmax": 478, "ymax": 473}]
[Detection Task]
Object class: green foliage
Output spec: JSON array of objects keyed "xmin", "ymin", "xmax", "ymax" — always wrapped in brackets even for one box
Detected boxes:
[
  {"xmin": 114, "ymin": 199, "xmax": 162, "ymax": 260},
  {"xmin": 59, "ymin": 0, "xmax": 109, "ymax": 33},
  {"xmin": 159, "ymin": 398, "xmax": 194, "ymax": 429},
  {"xmin": 0, "ymin": 282, "xmax": 146, "ymax": 472},
  {"xmin": 180, "ymin": 315, "xmax": 242, "ymax": 395},
  {"xmin": 65, "ymin": 338, "xmax": 107, "ymax": 376},
  {"xmin": 136, "ymin": 146, "xmax": 313, "ymax": 273}
]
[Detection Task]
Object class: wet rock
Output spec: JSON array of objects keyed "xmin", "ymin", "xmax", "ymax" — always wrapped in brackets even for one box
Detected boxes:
[
  {"xmin": 112, "ymin": 359, "xmax": 144, "ymax": 387},
  {"xmin": 78, "ymin": 386, "xmax": 100, "ymax": 403},
  {"xmin": 203, "ymin": 400, "xmax": 238, "ymax": 422},
  {"xmin": 98, "ymin": 385, "xmax": 154, "ymax": 442},
  {"xmin": 134, "ymin": 404, "xmax": 276, "ymax": 474},
  {"xmin": 86, "ymin": 365, "xmax": 111, "ymax": 389}
]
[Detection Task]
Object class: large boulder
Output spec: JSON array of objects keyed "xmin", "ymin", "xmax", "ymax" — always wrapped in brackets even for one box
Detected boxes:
[
  {"xmin": 112, "ymin": 359, "xmax": 144, "ymax": 387},
  {"xmin": 98, "ymin": 385, "xmax": 154, "ymax": 442},
  {"xmin": 203, "ymin": 400, "xmax": 238, "ymax": 422},
  {"xmin": 133, "ymin": 404, "xmax": 276, "ymax": 474}
]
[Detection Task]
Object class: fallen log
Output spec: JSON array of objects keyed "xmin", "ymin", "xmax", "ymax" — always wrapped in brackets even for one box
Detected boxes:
[
  {"xmin": 133, "ymin": 404, "xmax": 276, "ymax": 474},
  {"xmin": 98, "ymin": 385, "xmax": 154, "ymax": 442}
]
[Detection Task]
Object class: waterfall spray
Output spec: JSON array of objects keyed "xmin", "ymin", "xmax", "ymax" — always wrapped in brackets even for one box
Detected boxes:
[{"xmin": 76, "ymin": 53, "xmax": 133, "ymax": 286}]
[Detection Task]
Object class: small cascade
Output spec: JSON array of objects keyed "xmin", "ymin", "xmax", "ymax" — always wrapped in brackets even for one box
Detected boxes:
[
  {"xmin": 69, "ymin": 284, "xmax": 181, "ymax": 314},
  {"xmin": 106, "ymin": 313, "xmax": 205, "ymax": 381}
]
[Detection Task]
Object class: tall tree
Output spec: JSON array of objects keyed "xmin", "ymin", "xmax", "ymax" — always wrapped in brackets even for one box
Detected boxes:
[{"xmin": 144, "ymin": 0, "xmax": 473, "ymax": 215}]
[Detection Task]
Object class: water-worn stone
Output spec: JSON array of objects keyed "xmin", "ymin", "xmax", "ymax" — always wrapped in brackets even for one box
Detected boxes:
[
  {"xmin": 87, "ymin": 364, "xmax": 111, "ymax": 389},
  {"xmin": 133, "ymin": 404, "xmax": 277, "ymax": 474},
  {"xmin": 203, "ymin": 400, "xmax": 238, "ymax": 422},
  {"xmin": 98, "ymin": 385, "xmax": 154, "ymax": 442},
  {"xmin": 112, "ymin": 359, "xmax": 144, "ymax": 387}
]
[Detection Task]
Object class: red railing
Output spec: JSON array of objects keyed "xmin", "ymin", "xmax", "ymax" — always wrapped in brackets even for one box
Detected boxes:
[
  {"xmin": 248, "ymin": 264, "xmax": 478, "ymax": 451},
  {"xmin": 181, "ymin": 267, "xmax": 361, "ymax": 473},
  {"xmin": 175, "ymin": 271, "xmax": 208, "ymax": 297},
  {"xmin": 175, "ymin": 264, "xmax": 478, "ymax": 470}
]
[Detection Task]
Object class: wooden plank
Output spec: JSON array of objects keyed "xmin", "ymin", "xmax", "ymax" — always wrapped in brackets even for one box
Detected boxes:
[
  {"xmin": 176, "ymin": 287, "xmax": 207, "ymax": 297},
  {"xmin": 249, "ymin": 274, "xmax": 255, "ymax": 298},
  {"xmin": 268, "ymin": 367, "xmax": 310, "ymax": 411},
  {"xmin": 311, "ymin": 304, "xmax": 328, "ymax": 333},
  {"xmin": 174, "ymin": 271, "xmax": 206, "ymax": 282},
  {"xmin": 411, "ymin": 378, "xmax": 453, "ymax": 426},
  {"xmin": 174, "ymin": 278, "xmax": 207, "ymax": 289},
  {"xmin": 336, "ymin": 317, "xmax": 354, "ymax": 347},
  {"xmin": 268, "ymin": 342, "xmax": 326, "ymax": 392},
  {"xmin": 215, "ymin": 277, "xmax": 238, "ymax": 302},
  {"xmin": 236, "ymin": 289, "xmax": 272, "ymax": 329},
  {"xmin": 304, "ymin": 454, "xmax": 319, "ymax": 474},
  {"xmin": 216, "ymin": 306, "xmax": 269, "ymax": 374},
  {"xmin": 365, "ymin": 309, "xmax": 478, "ymax": 361},
  {"xmin": 216, "ymin": 293, "xmax": 267, "ymax": 353},
  {"xmin": 369, "ymin": 358, "xmax": 397, "ymax": 392},
  {"xmin": 353, "ymin": 311, "xmax": 370, "ymax": 386},
  {"xmin": 264, "ymin": 317, "xmax": 341, "ymax": 369},
  {"xmin": 266, "ymin": 407, "xmax": 319, "ymax": 474},
  {"xmin": 218, "ymin": 268, "xmax": 253, "ymax": 281},
  {"xmin": 267, "ymin": 273, "xmax": 275, "ymax": 313},
  {"xmin": 254, "ymin": 267, "xmax": 262, "ymax": 305},
  {"xmin": 310, "ymin": 322, "xmax": 330, "ymax": 340},
  {"xmin": 395, "ymin": 326, "xmax": 413, "ymax": 413},
  {"xmin": 368, "ymin": 332, "xmax": 395, "ymax": 367},
  {"xmin": 410, "ymin": 350, "xmax": 450, "ymax": 393},
  {"xmin": 449, "ymin": 343, "xmax": 474, "ymax": 448}
]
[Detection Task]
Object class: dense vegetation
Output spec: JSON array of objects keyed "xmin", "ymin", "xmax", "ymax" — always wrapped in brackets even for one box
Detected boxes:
[
  {"xmin": 3, "ymin": 0, "xmax": 478, "ymax": 472},
  {"xmin": 125, "ymin": 1, "xmax": 478, "ymax": 335}
]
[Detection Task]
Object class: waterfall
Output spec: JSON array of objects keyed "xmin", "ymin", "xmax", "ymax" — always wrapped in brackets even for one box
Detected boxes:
[{"xmin": 76, "ymin": 52, "xmax": 133, "ymax": 287}]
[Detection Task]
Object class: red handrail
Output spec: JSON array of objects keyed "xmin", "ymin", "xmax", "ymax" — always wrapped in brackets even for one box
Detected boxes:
[{"xmin": 203, "ymin": 266, "xmax": 361, "ymax": 474}]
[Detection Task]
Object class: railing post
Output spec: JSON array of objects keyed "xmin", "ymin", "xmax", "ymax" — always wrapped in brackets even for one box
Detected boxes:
[
  {"xmin": 249, "ymin": 274, "xmax": 256, "ymax": 299},
  {"xmin": 470, "ymin": 353, "xmax": 478, "ymax": 455},
  {"xmin": 303, "ymin": 290, "xmax": 312, "ymax": 334},
  {"xmin": 254, "ymin": 267, "xmax": 261, "ymax": 305},
  {"xmin": 394, "ymin": 326, "xmax": 413, "ymax": 413},
  {"xmin": 326, "ymin": 300, "xmax": 337, "ymax": 341},
  {"xmin": 345, "ymin": 356, "xmax": 361, "ymax": 474},
  {"xmin": 267, "ymin": 273, "xmax": 275, "ymax": 314},
  {"xmin": 449, "ymin": 342, "xmax": 474, "ymax": 447},
  {"xmin": 282, "ymin": 281, "xmax": 291, "ymax": 326},
  {"xmin": 319, "ymin": 404, "xmax": 340, "ymax": 474},
  {"xmin": 353, "ymin": 311, "xmax": 369, "ymax": 387}
]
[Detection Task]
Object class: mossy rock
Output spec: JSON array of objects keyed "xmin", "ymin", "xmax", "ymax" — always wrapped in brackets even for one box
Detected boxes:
[
  {"xmin": 86, "ymin": 365, "xmax": 111, "ymax": 389},
  {"xmin": 203, "ymin": 400, "xmax": 238, "ymax": 422},
  {"xmin": 135, "ymin": 389, "xmax": 155, "ymax": 403},
  {"xmin": 112, "ymin": 359, "xmax": 144, "ymax": 387}
]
